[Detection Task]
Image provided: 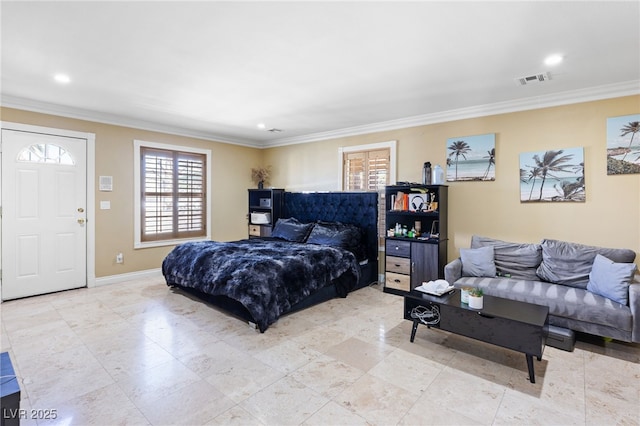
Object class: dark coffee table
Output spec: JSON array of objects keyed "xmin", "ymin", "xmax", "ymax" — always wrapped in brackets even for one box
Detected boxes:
[{"xmin": 404, "ymin": 289, "xmax": 549, "ymax": 383}]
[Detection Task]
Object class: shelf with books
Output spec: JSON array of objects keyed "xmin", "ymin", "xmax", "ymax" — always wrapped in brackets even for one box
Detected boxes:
[{"xmin": 384, "ymin": 184, "xmax": 448, "ymax": 296}]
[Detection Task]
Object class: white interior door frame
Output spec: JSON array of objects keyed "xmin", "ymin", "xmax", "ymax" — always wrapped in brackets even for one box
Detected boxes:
[{"xmin": 0, "ymin": 121, "xmax": 96, "ymax": 299}]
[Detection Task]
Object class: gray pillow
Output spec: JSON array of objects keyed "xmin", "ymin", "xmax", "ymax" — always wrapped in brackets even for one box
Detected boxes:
[
  {"xmin": 586, "ymin": 254, "xmax": 637, "ymax": 305},
  {"xmin": 536, "ymin": 239, "xmax": 636, "ymax": 288},
  {"xmin": 460, "ymin": 246, "xmax": 496, "ymax": 278},
  {"xmin": 470, "ymin": 235, "xmax": 541, "ymax": 281}
]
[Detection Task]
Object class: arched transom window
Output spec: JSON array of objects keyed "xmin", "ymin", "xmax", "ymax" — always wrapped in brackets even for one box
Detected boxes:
[{"xmin": 17, "ymin": 143, "xmax": 74, "ymax": 165}]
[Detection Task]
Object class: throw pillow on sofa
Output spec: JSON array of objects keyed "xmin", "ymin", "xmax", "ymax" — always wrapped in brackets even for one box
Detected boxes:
[
  {"xmin": 586, "ymin": 254, "xmax": 637, "ymax": 305},
  {"xmin": 470, "ymin": 235, "xmax": 541, "ymax": 281},
  {"xmin": 536, "ymin": 239, "xmax": 636, "ymax": 289},
  {"xmin": 460, "ymin": 246, "xmax": 496, "ymax": 277}
]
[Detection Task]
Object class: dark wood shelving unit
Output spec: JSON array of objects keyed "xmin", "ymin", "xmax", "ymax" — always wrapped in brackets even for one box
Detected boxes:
[
  {"xmin": 383, "ymin": 184, "xmax": 448, "ymax": 296},
  {"xmin": 247, "ymin": 188, "xmax": 284, "ymax": 238}
]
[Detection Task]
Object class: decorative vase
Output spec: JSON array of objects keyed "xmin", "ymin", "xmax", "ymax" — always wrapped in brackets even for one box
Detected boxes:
[
  {"xmin": 468, "ymin": 295, "xmax": 483, "ymax": 309},
  {"xmin": 258, "ymin": 181, "xmax": 264, "ymax": 189}
]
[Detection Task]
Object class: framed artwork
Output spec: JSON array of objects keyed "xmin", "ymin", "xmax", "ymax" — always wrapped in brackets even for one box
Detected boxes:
[
  {"xmin": 446, "ymin": 133, "xmax": 495, "ymax": 181},
  {"xmin": 519, "ymin": 147, "xmax": 585, "ymax": 203},
  {"xmin": 606, "ymin": 114, "xmax": 640, "ymax": 175}
]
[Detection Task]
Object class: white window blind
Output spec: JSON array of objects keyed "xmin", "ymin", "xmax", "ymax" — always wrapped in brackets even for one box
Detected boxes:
[
  {"xmin": 343, "ymin": 148, "xmax": 390, "ymax": 244},
  {"xmin": 140, "ymin": 147, "xmax": 206, "ymax": 242}
]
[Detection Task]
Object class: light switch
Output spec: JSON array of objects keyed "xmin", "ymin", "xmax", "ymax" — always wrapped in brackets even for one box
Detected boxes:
[{"xmin": 100, "ymin": 201, "xmax": 111, "ymax": 210}]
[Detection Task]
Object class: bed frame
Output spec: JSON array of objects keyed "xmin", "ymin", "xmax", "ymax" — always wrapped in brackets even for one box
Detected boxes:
[
  {"xmin": 175, "ymin": 191, "xmax": 379, "ymax": 329},
  {"xmin": 282, "ymin": 191, "xmax": 378, "ymax": 288}
]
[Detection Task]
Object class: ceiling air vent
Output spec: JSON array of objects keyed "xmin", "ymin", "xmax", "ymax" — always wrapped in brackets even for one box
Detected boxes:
[
  {"xmin": 268, "ymin": 128, "xmax": 283, "ymax": 133},
  {"xmin": 516, "ymin": 72, "xmax": 550, "ymax": 86}
]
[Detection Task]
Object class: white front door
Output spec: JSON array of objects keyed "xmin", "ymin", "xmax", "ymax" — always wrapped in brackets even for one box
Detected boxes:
[{"xmin": 1, "ymin": 129, "xmax": 87, "ymax": 300}]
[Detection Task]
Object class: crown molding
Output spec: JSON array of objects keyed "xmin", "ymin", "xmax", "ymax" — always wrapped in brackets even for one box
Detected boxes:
[
  {"xmin": 3, "ymin": 80, "xmax": 638, "ymax": 150},
  {"xmin": 262, "ymin": 80, "xmax": 640, "ymax": 148},
  {"xmin": 0, "ymin": 95, "xmax": 262, "ymax": 148}
]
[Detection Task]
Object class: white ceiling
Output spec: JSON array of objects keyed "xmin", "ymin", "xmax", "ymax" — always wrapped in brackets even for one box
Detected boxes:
[{"xmin": 2, "ymin": 1, "xmax": 639, "ymax": 148}]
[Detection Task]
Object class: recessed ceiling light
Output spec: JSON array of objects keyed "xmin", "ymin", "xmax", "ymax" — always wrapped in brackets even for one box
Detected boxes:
[
  {"xmin": 257, "ymin": 123, "xmax": 266, "ymax": 130},
  {"xmin": 54, "ymin": 73, "xmax": 71, "ymax": 84},
  {"xmin": 544, "ymin": 54, "xmax": 563, "ymax": 66}
]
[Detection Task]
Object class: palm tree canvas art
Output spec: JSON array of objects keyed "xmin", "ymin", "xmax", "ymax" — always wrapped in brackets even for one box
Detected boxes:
[
  {"xmin": 607, "ymin": 114, "xmax": 640, "ymax": 175},
  {"xmin": 446, "ymin": 133, "xmax": 496, "ymax": 182},
  {"xmin": 519, "ymin": 147, "xmax": 585, "ymax": 203}
]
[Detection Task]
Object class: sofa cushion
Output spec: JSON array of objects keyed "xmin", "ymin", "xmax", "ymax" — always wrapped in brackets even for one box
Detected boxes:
[
  {"xmin": 536, "ymin": 239, "xmax": 636, "ymax": 289},
  {"xmin": 460, "ymin": 246, "xmax": 496, "ymax": 277},
  {"xmin": 453, "ymin": 276, "xmax": 633, "ymax": 333},
  {"xmin": 587, "ymin": 254, "xmax": 637, "ymax": 305},
  {"xmin": 470, "ymin": 235, "xmax": 541, "ymax": 281}
]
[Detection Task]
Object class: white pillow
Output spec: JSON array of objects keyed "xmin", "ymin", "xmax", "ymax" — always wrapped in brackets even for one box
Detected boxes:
[
  {"xmin": 587, "ymin": 254, "xmax": 637, "ymax": 305},
  {"xmin": 460, "ymin": 246, "xmax": 497, "ymax": 278}
]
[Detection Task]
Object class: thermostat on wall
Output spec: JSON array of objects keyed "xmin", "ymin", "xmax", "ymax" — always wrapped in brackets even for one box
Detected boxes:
[{"xmin": 99, "ymin": 176, "xmax": 113, "ymax": 191}]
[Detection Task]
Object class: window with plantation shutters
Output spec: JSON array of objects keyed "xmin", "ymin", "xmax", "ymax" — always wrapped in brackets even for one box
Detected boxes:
[
  {"xmin": 134, "ymin": 140, "xmax": 211, "ymax": 248},
  {"xmin": 343, "ymin": 149, "xmax": 389, "ymax": 191},
  {"xmin": 140, "ymin": 147, "xmax": 206, "ymax": 241},
  {"xmin": 341, "ymin": 142, "xmax": 396, "ymax": 247}
]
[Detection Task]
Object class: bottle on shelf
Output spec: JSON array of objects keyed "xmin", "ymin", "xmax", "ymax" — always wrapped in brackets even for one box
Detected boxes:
[
  {"xmin": 422, "ymin": 162, "xmax": 432, "ymax": 185},
  {"xmin": 432, "ymin": 164, "xmax": 444, "ymax": 185}
]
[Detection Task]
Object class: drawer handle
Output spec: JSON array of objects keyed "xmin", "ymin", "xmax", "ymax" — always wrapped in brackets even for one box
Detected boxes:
[
  {"xmin": 478, "ymin": 312, "xmax": 494, "ymax": 319},
  {"xmin": 394, "ymin": 263, "xmax": 401, "ymax": 267},
  {"xmin": 395, "ymin": 246, "xmax": 399, "ymax": 250},
  {"xmin": 394, "ymin": 279, "xmax": 401, "ymax": 283}
]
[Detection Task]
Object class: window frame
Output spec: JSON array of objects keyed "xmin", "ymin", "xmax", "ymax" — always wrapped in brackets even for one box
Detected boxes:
[
  {"xmin": 134, "ymin": 140, "xmax": 212, "ymax": 249},
  {"xmin": 339, "ymin": 140, "xmax": 397, "ymax": 250}
]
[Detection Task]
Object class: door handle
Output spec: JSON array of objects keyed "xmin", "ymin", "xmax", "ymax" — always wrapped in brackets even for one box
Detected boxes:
[{"xmin": 77, "ymin": 218, "xmax": 85, "ymax": 224}]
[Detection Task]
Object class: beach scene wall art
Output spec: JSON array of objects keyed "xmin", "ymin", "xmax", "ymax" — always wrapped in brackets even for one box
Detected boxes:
[
  {"xmin": 446, "ymin": 133, "xmax": 495, "ymax": 182},
  {"xmin": 520, "ymin": 147, "xmax": 585, "ymax": 203},
  {"xmin": 606, "ymin": 114, "xmax": 640, "ymax": 175}
]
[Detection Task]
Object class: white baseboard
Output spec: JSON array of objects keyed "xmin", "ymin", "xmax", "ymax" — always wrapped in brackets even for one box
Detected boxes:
[{"xmin": 91, "ymin": 268, "xmax": 163, "ymax": 287}]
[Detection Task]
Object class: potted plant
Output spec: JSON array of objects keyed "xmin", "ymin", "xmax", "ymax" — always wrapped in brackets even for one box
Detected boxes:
[
  {"xmin": 251, "ymin": 166, "xmax": 271, "ymax": 189},
  {"xmin": 467, "ymin": 288, "xmax": 484, "ymax": 309}
]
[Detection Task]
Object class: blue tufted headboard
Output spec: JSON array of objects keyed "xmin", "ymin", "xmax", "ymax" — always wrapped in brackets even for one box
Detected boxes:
[{"xmin": 282, "ymin": 191, "xmax": 379, "ymax": 265}]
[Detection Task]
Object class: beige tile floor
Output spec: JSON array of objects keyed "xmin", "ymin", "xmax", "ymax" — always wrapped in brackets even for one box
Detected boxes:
[{"xmin": 1, "ymin": 276, "xmax": 639, "ymax": 425}]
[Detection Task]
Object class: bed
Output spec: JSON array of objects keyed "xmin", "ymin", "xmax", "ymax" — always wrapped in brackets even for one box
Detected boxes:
[{"xmin": 162, "ymin": 191, "xmax": 378, "ymax": 332}]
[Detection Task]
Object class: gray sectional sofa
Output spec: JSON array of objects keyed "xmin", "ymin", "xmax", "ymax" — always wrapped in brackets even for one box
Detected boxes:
[{"xmin": 444, "ymin": 236, "xmax": 639, "ymax": 343}]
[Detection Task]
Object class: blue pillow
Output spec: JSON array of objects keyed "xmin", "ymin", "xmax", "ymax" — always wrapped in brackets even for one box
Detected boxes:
[
  {"xmin": 306, "ymin": 221, "xmax": 366, "ymax": 261},
  {"xmin": 587, "ymin": 254, "xmax": 637, "ymax": 305},
  {"xmin": 271, "ymin": 218, "xmax": 314, "ymax": 242}
]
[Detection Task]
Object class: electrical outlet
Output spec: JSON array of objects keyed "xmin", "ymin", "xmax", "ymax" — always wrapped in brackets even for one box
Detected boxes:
[{"xmin": 116, "ymin": 253, "xmax": 124, "ymax": 264}]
